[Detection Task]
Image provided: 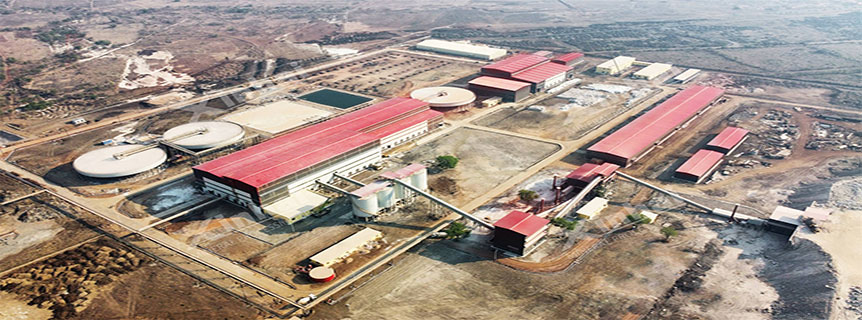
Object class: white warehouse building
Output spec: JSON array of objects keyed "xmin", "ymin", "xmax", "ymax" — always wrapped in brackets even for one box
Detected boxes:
[
  {"xmin": 633, "ymin": 63, "xmax": 673, "ymax": 80},
  {"xmin": 595, "ymin": 56, "xmax": 636, "ymax": 75},
  {"xmin": 415, "ymin": 39, "xmax": 508, "ymax": 60}
]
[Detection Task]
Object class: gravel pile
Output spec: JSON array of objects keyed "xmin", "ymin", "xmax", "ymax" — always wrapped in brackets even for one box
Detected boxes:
[{"xmin": 829, "ymin": 178, "xmax": 862, "ymax": 209}]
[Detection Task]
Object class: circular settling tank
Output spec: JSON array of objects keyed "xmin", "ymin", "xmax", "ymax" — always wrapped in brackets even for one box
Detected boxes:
[
  {"xmin": 410, "ymin": 87, "xmax": 476, "ymax": 109},
  {"xmin": 73, "ymin": 145, "xmax": 167, "ymax": 178},
  {"xmin": 309, "ymin": 267, "xmax": 336, "ymax": 282},
  {"xmin": 162, "ymin": 121, "xmax": 244, "ymax": 149}
]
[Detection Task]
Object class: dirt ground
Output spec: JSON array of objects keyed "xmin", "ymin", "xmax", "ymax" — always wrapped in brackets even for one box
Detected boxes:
[
  {"xmin": 0, "ymin": 193, "xmax": 101, "ymax": 273},
  {"xmin": 396, "ymin": 127, "xmax": 560, "ymax": 206},
  {"xmin": 296, "ymin": 51, "xmax": 480, "ymax": 97},
  {"xmin": 474, "ymin": 85, "xmax": 662, "ymax": 141}
]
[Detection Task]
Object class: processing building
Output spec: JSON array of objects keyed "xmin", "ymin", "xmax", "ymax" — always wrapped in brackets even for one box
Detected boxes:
[
  {"xmin": 586, "ymin": 85, "xmax": 725, "ymax": 167},
  {"xmin": 492, "ymin": 210, "xmax": 550, "ymax": 256},
  {"xmin": 479, "ymin": 53, "xmax": 575, "ymax": 93},
  {"xmin": 595, "ymin": 56, "xmax": 636, "ymax": 75},
  {"xmin": 564, "ymin": 162, "xmax": 620, "ymax": 189},
  {"xmin": 467, "ymin": 76, "xmax": 532, "ymax": 102},
  {"xmin": 674, "ymin": 149, "xmax": 725, "ymax": 183},
  {"xmin": 415, "ymin": 39, "xmax": 507, "ymax": 61},
  {"xmin": 193, "ymin": 97, "xmax": 443, "ymax": 223}
]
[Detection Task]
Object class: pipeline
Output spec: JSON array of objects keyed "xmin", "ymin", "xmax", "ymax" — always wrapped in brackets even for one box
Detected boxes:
[
  {"xmin": 389, "ymin": 178, "xmax": 495, "ymax": 230},
  {"xmin": 614, "ymin": 171, "xmax": 712, "ymax": 212},
  {"xmin": 315, "ymin": 180, "xmax": 357, "ymax": 197},
  {"xmin": 550, "ymin": 176, "xmax": 602, "ymax": 220},
  {"xmin": 332, "ymin": 172, "xmax": 365, "ymax": 187}
]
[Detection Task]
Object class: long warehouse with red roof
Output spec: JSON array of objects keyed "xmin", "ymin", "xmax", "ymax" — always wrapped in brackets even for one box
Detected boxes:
[
  {"xmin": 587, "ymin": 85, "xmax": 725, "ymax": 167},
  {"xmin": 193, "ymin": 97, "xmax": 442, "ymax": 222}
]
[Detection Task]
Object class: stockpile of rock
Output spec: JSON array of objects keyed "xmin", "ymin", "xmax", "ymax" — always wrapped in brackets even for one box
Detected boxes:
[{"xmin": 0, "ymin": 242, "xmax": 146, "ymax": 319}]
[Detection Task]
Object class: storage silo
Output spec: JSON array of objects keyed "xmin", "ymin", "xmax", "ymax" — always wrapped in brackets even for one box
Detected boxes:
[
  {"xmin": 410, "ymin": 167, "xmax": 428, "ymax": 191},
  {"xmin": 376, "ymin": 185, "xmax": 395, "ymax": 209},
  {"xmin": 351, "ymin": 194, "xmax": 378, "ymax": 218}
]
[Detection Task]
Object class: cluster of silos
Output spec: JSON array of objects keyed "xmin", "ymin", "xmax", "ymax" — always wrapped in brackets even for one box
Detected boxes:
[{"xmin": 349, "ymin": 164, "xmax": 428, "ymax": 219}]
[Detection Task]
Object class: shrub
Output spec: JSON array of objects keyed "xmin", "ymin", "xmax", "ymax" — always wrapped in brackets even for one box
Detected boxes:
[
  {"xmin": 627, "ymin": 213, "xmax": 651, "ymax": 224},
  {"xmin": 518, "ymin": 189, "xmax": 538, "ymax": 202},
  {"xmin": 436, "ymin": 155, "xmax": 459, "ymax": 169},
  {"xmin": 444, "ymin": 221, "xmax": 471, "ymax": 240},
  {"xmin": 551, "ymin": 217, "xmax": 577, "ymax": 230},
  {"xmin": 660, "ymin": 226, "xmax": 678, "ymax": 241}
]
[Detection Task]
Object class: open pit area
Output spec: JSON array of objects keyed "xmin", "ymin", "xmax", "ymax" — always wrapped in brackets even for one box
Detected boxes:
[{"xmin": 395, "ymin": 127, "xmax": 561, "ymax": 206}]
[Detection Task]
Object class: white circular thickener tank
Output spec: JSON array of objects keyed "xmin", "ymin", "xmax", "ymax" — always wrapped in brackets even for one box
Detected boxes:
[
  {"xmin": 73, "ymin": 145, "xmax": 167, "ymax": 178},
  {"xmin": 410, "ymin": 87, "xmax": 476, "ymax": 108},
  {"xmin": 162, "ymin": 121, "xmax": 244, "ymax": 149}
]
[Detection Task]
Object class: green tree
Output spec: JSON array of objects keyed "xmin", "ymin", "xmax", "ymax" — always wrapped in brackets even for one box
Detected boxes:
[
  {"xmin": 444, "ymin": 221, "xmax": 471, "ymax": 240},
  {"xmin": 94, "ymin": 39, "xmax": 111, "ymax": 46},
  {"xmin": 660, "ymin": 226, "xmax": 678, "ymax": 242},
  {"xmin": 594, "ymin": 184, "xmax": 607, "ymax": 197},
  {"xmin": 518, "ymin": 189, "xmax": 538, "ymax": 202},
  {"xmin": 436, "ymin": 155, "xmax": 459, "ymax": 169}
]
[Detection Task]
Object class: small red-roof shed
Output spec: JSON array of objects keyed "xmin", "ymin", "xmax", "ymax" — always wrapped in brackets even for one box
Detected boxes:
[
  {"xmin": 552, "ymin": 52, "xmax": 584, "ymax": 65},
  {"xmin": 706, "ymin": 127, "xmax": 749, "ymax": 154},
  {"xmin": 492, "ymin": 210, "xmax": 550, "ymax": 255},
  {"xmin": 674, "ymin": 149, "xmax": 724, "ymax": 183},
  {"xmin": 493, "ymin": 210, "xmax": 549, "ymax": 237},
  {"xmin": 566, "ymin": 163, "xmax": 620, "ymax": 187}
]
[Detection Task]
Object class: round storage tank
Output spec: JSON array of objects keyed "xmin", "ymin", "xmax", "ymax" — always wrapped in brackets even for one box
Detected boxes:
[
  {"xmin": 376, "ymin": 186, "xmax": 395, "ymax": 209},
  {"xmin": 351, "ymin": 194, "xmax": 378, "ymax": 218},
  {"xmin": 410, "ymin": 169, "xmax": 428, "ymax": 191},
  {"xmin": 410, "ymin": 87, "xmax": 476, "ymax": 110},
  {"xmin": 392, "ymin": 177, "xmax": 412, "ymax": 200},
  {"xmin": 309, "ymin": 267, "xmax": 336, "ymax": 282},
  {"xmin": 162, "ymin": 121, "xmax": 244, "ymax": 149},
  {"xmin": 73, "ymin": 145, "xmax": 167, "ymax": 178}
]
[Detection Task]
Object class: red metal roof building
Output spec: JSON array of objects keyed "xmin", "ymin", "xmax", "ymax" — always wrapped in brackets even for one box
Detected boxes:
[
  {"xmin": 587, "ymin": 85, "xmax": 725, "ymax": 167},
  {"xmin": 481, "ymin": 53, "xmax": 550, "ymax": 78},
  {"xmin": 478, "ymin": 52, "xmax": 574, "ymax": 93},
  {"xmin": 492, "ymin": 210, "xmax": 550, "ymax": 255},
  {"xmin": 705, "ymin": 127, "xmax": 749, "ymax": 154},
  {"xmin": 551, "ymin": 52, "xmax": 585, "ymax": 66},
  {"xmin": 509, "ymin": 62, "xmax": 574, "ymax": 92},
  {"xmin": 467, "ymin": 76, "xmax": 532, "ymax": 102},
  {"xmin": 565, "ymin": 162, "xmax": 620, "ymax": 188},
  {"xmin": 194, "ymin": 97, "xmax": 442, "ymax": 209},
  {"xmin": 674, "ymin": 149, "xmax": 725, "ymax": 183}
]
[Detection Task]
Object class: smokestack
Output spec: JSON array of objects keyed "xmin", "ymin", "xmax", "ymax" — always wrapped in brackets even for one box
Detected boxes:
[
  {"xmin": 555, "ymin": 186, "xmax": 562, "ymax": 205},
  {"xmin": 539, "ymin": 199, "xmax": 545, "ymax": 213},
  {"xmin": 729, "ymin": 203, "xmax": 739, "ymax": 222},
  {"xmin": 552, "ymin": 175, "xmax": 558, "ymax": 190}
]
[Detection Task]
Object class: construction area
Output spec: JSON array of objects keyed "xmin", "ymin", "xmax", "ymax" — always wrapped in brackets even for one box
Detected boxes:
[{"xmin": 1, "ymin": 36, "xmax": 860, "ymax": 320}]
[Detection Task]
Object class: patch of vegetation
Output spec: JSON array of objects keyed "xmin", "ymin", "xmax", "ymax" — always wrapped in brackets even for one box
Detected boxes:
[
  {"xmin": 20, "ymin": 100, "xmax": 52, "ymax": 111},
  {"xmin": 35, "ymin": 25, "xmax": 85, "ymax": 44},
  {"xmin": 444, "ymin": 221, "xmax": 471, "ymax": 240},
  {"xmin": 436, "ymin": 155, "xmax": 459, "ymax": 169},
  {"xmin": 518, "ymin": 189, "xmax": 539, "ymax": 202},
  {"xmin": 317, "ymin": 31, "xmax": 397, "ymax": 45},
  {"xmin": 627, "ymin": 213, "xmax": 652, "ymax": 224},
  {"xmin": 94, "ymin": 40, "xmax": 111, "ymax": 46},
  {"xmin": 551, "ymin": 217, "xmax": 577, "ymax": 230}
]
